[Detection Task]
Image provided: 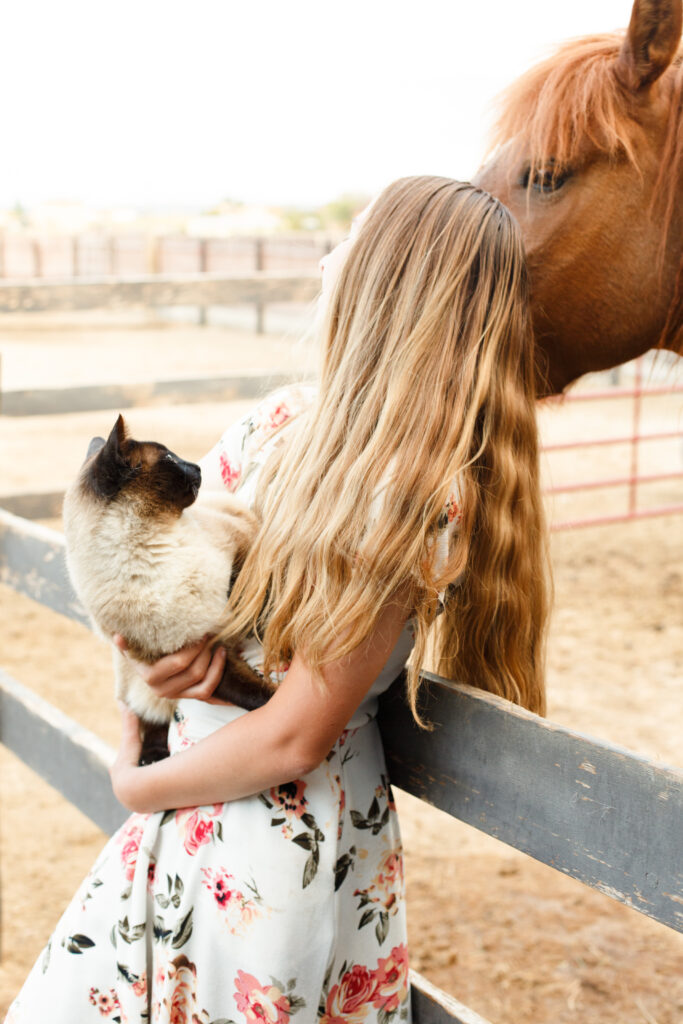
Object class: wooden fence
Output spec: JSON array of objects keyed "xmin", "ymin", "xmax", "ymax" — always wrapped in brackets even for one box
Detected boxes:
[
  {"xmin": 0, "ymin": 234, "xmax": 333, "ymax": 280},
  {"xmin": 1, "ymin": 506, "xmax": 681, "ymax": 1023},
  {"xmin": 0, "ymin": 270, "xmax": 320, "ymax": 334}
]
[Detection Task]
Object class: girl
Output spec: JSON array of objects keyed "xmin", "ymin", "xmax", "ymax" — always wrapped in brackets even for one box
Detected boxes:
[{"xmin": 5, "ymin": 176, "xmax": 549, "ymax": 1024}]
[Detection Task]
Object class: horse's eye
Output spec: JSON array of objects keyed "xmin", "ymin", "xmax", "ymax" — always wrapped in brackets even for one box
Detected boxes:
[
  {"xmin": 165, "ymin": 453, "xmax": 176, "ymax": 463},
  {"xmin": 520, "ymin": 163, "xmax": 571, "ymax": 194}
]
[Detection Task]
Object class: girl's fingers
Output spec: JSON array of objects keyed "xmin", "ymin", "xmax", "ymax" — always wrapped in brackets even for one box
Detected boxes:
[
  {"xmin": 143, "ymin": 639, "xmax": 217, "ymax": 698},
  {"xmin": 132, "ymin": 636, "xmax": 214, "ymax": 690},
  {"xmin": 113, "ymin": 634, "xmax": 222, "ymax": 699},
  {"xmin": 174, "ymin": 646, "xmax": 228, "ymax": 702}
]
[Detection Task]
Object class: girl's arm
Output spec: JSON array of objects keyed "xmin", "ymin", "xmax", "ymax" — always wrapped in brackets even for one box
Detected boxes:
[{"xmin": 110, "ymin": 589, "xmax": 411, "ymax": 813}]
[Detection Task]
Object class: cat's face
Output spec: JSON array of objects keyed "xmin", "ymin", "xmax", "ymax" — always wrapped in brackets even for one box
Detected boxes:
[{"xmin": 82, "ymin": 415, "xmax": 201, "ymax": 517}]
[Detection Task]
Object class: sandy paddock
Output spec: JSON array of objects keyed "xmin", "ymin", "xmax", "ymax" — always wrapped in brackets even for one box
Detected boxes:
[{"xmin": 0, "ymin": 316, "xmax": 682, "ymax": 1023}]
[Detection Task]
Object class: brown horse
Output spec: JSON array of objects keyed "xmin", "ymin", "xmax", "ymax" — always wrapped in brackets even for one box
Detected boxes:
[{"xmin": 474, "ymin": 0, "xmax": 683, "ymax": 395}]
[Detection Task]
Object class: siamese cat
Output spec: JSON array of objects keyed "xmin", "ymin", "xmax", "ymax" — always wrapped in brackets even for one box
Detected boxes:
[{"xmin": 63, "ymin": 415, "xmax": 275, "ymax": 759}]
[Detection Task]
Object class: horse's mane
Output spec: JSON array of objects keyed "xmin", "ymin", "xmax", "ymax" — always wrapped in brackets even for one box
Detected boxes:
[
  {"xmin": 491, "ymin": 32, "xmax": 682, "ymax": 199},
  {"xmin": 492, "ymin": 32, "xmax": 683, "ymax": 348}
]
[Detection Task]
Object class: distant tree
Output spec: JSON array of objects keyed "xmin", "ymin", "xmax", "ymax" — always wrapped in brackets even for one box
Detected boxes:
[
  {"xmin": 12, "ymin": 201, "xmax": 29, "ymax": 227},
  {"xmin": 280, "ymin": 207, "xmax": 322, "ymax": 232},
  {"xmin": 319, "ymin": 193, "xmax": 372, "ymax": 232},
  {"xmin": 278, "ymin": 193, "xmax": 372, "ymax": 233}
]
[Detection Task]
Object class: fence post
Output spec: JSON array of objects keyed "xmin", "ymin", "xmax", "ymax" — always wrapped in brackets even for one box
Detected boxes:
[
  {"xmin": 146, "ymin": 236, "xmax": 162, "ymax": 275},
  {"xmin": 108, "ymin": 236, "xmax": 117, "ymax": 276},
  {"xmin": 629, "ymin": 358, "xmax": 643, "ymax": 515},
  {"xmin": 32, "ymin": 239, "xmax": 43, "ymax": 278},
  {"xmin": 0, "ymin": 232, "xmax": 5, "ymax": 277},
  {"xmin": 72, "ymin": 236, "xmax": 79, "ymax": 278},
  {"xmin": 254, "ymin": 237, "xmax": 265, "ymax": 334},
  {"xmin": 198, "ymin": 238, "xmax": 208, "ymax": 326},
  {"xmin": 144, "ymin": 237, "xmax": 163, "ymax": 324}
]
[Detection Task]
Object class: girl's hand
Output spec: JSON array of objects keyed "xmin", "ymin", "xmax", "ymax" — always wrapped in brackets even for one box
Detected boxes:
[
  {"xmin": 109, "ymin": 702, "xmax": 145, "ymax": 810},
  {"xmin": 112, "ymin": 634, "xmax": 228, "ymax": 702}
]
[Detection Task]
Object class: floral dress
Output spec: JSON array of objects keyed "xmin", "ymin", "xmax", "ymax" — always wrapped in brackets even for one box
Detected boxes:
[{"xmin": 5, "ymin": 385, "xmax": 464, "ymax": 1024}]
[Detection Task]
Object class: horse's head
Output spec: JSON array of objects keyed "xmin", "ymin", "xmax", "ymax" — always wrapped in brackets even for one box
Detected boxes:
[{"xmin": 474, "ymin": 0, "xmax": 683, "ymax": 395}]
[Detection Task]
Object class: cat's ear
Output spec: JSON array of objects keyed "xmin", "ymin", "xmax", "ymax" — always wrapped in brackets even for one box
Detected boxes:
[
  {"xmin": 86, "ymin": 435, "xmax": 105, "ymax": 460},
  {"xmin": 85, "ymin": 414, "xmax": 127, "ymax": 461},
  {"xmin": 87, "ymin": 414, "xmax": 134, "ymax": 500}
]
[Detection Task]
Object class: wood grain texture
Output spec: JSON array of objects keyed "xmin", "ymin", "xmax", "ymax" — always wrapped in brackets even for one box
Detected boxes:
[
  {"xmin": 379, "ymin": 673, "xmax": 683, "ymax": 932},
  {"xmin": 0, "ymin": 670, "xmax": 126, "ymax": 835},
  {"xmin": 0, "ymin": 509, "xmax": 87, "ymax": 625},
  {"xmin": 0, "ymin": 272, "xmax": 319, "ymax": 312},
  {"xmin": 0, "ymin": 491, "xmax": 64, "ymax": 520},
  {"xmin": 409, "ymin": 971, "xmax": 493, "ymax": 1024}
]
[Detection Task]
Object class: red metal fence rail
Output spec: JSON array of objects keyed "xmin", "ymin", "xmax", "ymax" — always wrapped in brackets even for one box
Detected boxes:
[{"xmin": 543, "ymin": 358, "xmax": 683, "ymax": 530}]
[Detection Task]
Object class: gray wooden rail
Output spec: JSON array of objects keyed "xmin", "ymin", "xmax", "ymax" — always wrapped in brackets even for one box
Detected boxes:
[
  {"xmin": 0, "ymin": 271, "xmax": 319, "ymax": 313},
  {"xmin": 1, "ymin": 507, "xmax": 682, "ymax": 1023},
  {"xmin": 0, "ymin": 371, "xmax": 312, "ymax": 418}
]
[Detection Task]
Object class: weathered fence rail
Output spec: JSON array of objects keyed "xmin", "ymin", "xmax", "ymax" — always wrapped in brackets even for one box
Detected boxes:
[
  {"xmin": 0, "ymin": 371, "xmax": 311, "ymax": 418},
  {"xmin": 0, "ymin": 233, "xmax": 333, "ymax": 281},
  {"xmin": 1, "ymin": 506, "xmax": 682, "ymax": 1022},
  {"xmin": 0, "ymin": 271, "xmax": 319, "ymax": 314}
]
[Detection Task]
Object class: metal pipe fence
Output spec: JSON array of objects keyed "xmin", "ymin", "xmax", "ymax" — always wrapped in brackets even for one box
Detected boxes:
[{"xmin": 542, "ymin": 357, "xmax": 683, "ymax": 530}]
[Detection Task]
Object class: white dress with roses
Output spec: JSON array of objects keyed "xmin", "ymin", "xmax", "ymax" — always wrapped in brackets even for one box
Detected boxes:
[{"xmin": 6, "ymin": 386, "xmax": 460, "ymax": 1024}]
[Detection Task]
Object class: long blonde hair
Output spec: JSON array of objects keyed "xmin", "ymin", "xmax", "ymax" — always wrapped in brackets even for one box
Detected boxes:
[{"xmin": 221, "ymin": 176, "xmax": 550, "ymax": 719}]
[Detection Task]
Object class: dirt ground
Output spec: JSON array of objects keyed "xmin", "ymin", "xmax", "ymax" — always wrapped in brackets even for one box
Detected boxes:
[{"xmin": 0, "ymin": 315, "xmax": 682, "ymax": 1023}]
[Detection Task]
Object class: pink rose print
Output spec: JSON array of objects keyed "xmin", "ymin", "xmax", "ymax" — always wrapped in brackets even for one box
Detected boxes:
[
  {"xmin": 117, "ymin": 819, "xmax": 145, "ymax": 881},
  {"xmin": 320, "ymin": 964, "xmax": 376, "ymax": 1024},
  {"xmin": 167, "ymin": 955, "xmax": 200, "ymax": 1024},
  {"xmin": 269, "ymin": 780, "xmax": 307, "ymax": 819},
  {"xmin": 234, "ymin": 970, "xmax": 291, "ymax": 1024},
  {"xmin": 219, "ymin": 452, "xmax": 242, "ymax": 491},
  {"xmin": 445, "ymin": 492, "xmax": 462, "ymax": 524},
  {"xmin": 202, "ymin": 866, "xmax": 240, "ymax": 908},
  {"xmin": 266, "ymin": 402, "xmax": 290, "ymax": 431},
  {"xmin": 175, "ymin": 715, "xmax": 193, "ymax": 750},
  {"xmin": 132, "ymin": 972, "xmax": 147, "ymax": 998},
  {"xmin": 372, "ymin": 944, "xmax": 410, "ymax": 1013},
  {"xmin": 175, "ymin": 804, "xmax": 223, "ymax": 856},
  {"xmin": 355, "ymin": 845, "xmax": 404, "ymax": 914},
  {"xmin": 201, "ymin": 868, "xmax": 262, "ymax": 936},
  {"xmin": 88, "ymin": 986, "xmax": 121, "ymax": 1017}
]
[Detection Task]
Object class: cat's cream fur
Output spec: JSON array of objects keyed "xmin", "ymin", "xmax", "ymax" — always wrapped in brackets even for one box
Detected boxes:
[{"xmin": 62, "ymin": 417, "xmax": 270, "ymax": 728}]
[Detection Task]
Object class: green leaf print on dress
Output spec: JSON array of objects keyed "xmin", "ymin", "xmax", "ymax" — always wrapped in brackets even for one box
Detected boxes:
[
  {"xmin": 259, "ymin": 781, "xmax": 325, "ymax": 888},
  {"xmin": 353, "ymin": 837, "xmax": 405, "ymax": 947}
]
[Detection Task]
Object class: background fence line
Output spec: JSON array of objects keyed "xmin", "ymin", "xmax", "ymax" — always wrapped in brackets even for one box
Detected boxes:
[{"xmin": 0, "ymin": 232, "xmax": 334, "ymax": 280}]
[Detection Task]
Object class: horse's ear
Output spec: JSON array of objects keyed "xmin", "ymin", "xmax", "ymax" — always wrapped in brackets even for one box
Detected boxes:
[{"xmin": 615, "ymin": 0, "xmax": 682, "ymax": 91}]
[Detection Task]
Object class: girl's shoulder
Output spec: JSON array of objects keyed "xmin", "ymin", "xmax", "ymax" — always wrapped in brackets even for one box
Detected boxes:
[{"xmin": 200, "ymin": 383, "xmax": 317, "ymax": 496}]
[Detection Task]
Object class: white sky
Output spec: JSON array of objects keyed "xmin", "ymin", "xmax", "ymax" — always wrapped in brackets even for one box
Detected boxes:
[{"xmin": 2, "ymin": 0, "xmax": 632, "ymax": 210}]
